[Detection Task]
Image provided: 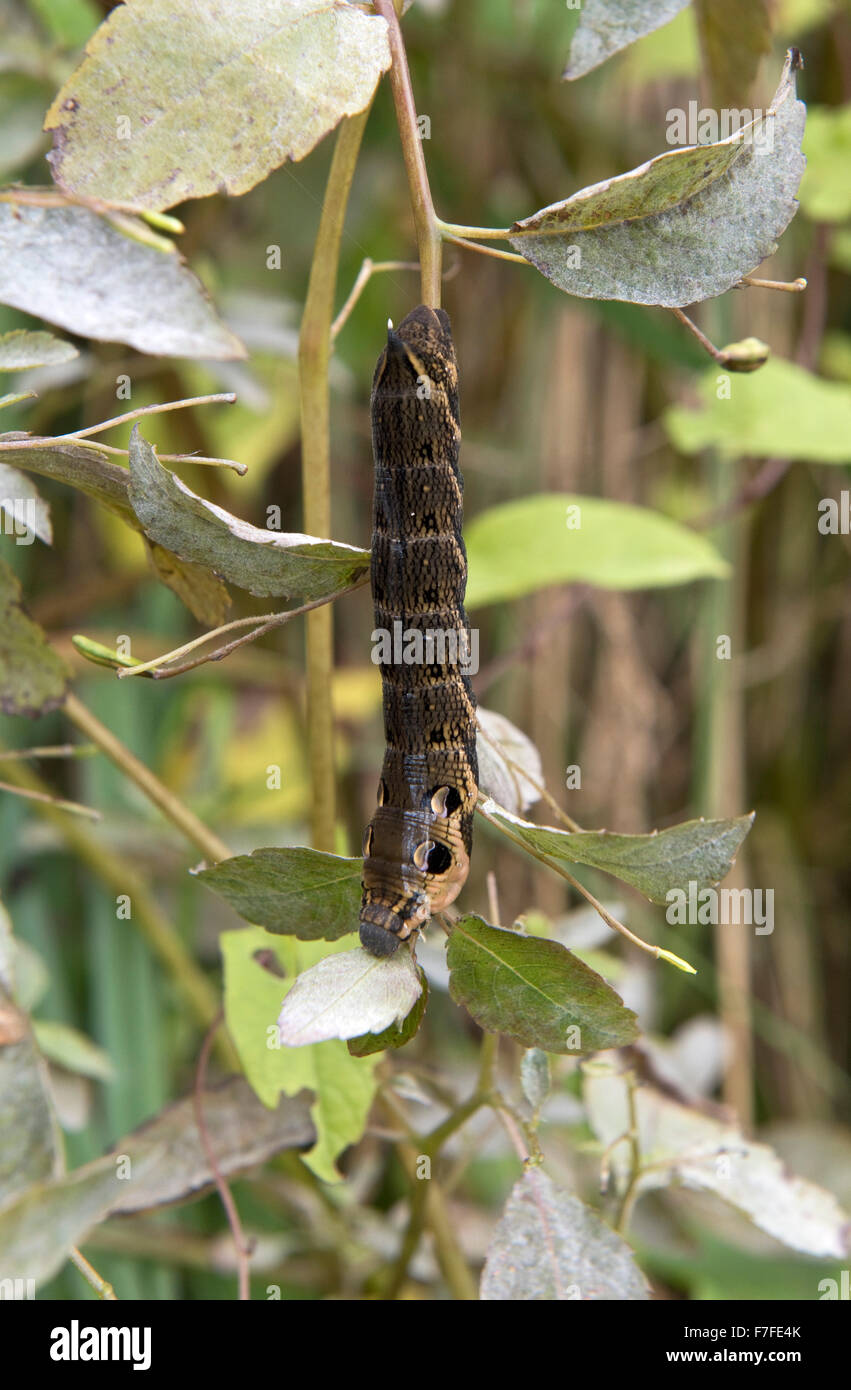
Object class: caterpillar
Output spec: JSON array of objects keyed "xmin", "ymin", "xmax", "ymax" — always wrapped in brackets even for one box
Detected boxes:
[{"xmin": 359, "ymin": 305, "xmax": 478, "ymax": 958}]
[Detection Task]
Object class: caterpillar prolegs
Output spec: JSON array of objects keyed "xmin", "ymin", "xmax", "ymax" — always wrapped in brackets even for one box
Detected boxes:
[{"xmin": 359, "ymin": 306, "xmax": 478, "ymax": 958}]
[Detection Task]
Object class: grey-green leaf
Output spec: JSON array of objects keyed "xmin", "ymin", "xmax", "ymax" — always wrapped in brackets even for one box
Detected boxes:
[
  {"xmin": 0, "ymin": 202, "xmax": 245, "ymax": 358},
  {"xmin": 0, "ymin": 329, "xmax": 78, "ymax": 372},
  {"xmin": 0, "ymin": 438, "xmax": 232, "ymax": 621},
  {"xmin": 447, "ymin": 915, "xmax": 638, "ymax": 1054},
  {"xmin": 129, "ymin": 428, "xmax": 369, "ymax": 600},
  {"xmin": 512, "ymin": 51, "xmax": 805, "ymax": 307},
  {"xmin": 481, "ymin": 1170, "xmax": 649, "ymax": 1300},
  {"xmin": 465, "ymin": 493, "xmax": 728, "ymax": 609},
  {"xmin": 277, "ymin": 946, "xmax": 423, "ymax": 1047},
  {"xmin": 0, "ymin": 1158, "xmax": 125, "ymax": 1286},
  {"xmin": 347, "ymin": 969, "xmax": 428, "ymax": 1057},
  {"xmin": 520, "ymin": 1047, "xmax": 551, "ymax": 1112},
  {"xmin": 108, "ymin": 1076, "xmax": 316, "ymax": 1214},
  {"xmin": 563, "ymin": 0, "xmax": 690, "ymax": 81},
  {"xmin": 0, "ymin": 556, "xmax": 68, "ymax": 717},
  {"xmin": 195, "ymin": 846, "xmax": 362, "ymax": 940},
  {"xmin": 481, "ymin": 801, "xmax": 754, "ymax": 904},
  {"xmin": 45, "ymin": 0, "xmax": 391, "ymax": 212},
  {"xmin": 584, "ymin": 1065, "xmax": 851, "ymax": 1259}
]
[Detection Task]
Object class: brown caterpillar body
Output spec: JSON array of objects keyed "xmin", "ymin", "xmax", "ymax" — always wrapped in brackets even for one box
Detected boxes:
[{"xmin": 359, "ymin": 305, "xmax": 478, "ymax": 957}]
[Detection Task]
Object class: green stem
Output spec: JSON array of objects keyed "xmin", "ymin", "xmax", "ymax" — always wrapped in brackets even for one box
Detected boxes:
[
  {"xmin": 298, "ymin": 110, "xmax": 371, "ymax": 852},
  {"xmin": 375, "ymin": 0, "xmax": 442, "ymax": 305},
  {"xmin": 64, "ymin": 693, "xmax": 231, "ymax": 863},
  {"xmin": 69, "ymin": 1247, "xmax": 117, "ymax": 1300},
  {"xmin": 0, "ymin": 754, "xmax": 237, "ymax": 1069}
]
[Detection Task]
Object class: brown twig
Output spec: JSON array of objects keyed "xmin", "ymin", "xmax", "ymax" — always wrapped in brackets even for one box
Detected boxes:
[{"xmin": 193, "ymin": 1013, "xmax": 253, "ymax": 1301}]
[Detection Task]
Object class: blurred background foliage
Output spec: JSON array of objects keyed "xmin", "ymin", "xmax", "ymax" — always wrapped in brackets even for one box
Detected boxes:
[{"xmin": 0, "ymin": 0, "xmax": 849, "ymax": 1299}]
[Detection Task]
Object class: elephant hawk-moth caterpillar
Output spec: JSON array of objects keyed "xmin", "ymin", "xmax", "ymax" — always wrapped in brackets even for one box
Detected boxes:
[{"xmin": 359, "ymin": 305, "xmax": 478, "ymax": 958}]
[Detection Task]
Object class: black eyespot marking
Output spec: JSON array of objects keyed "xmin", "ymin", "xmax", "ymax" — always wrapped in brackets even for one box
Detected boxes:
[
  {"xmin": 430, "ymin": 785, "xmax": 461, "ymax": 816},
  {"xmin": 425, "ymin": 843, "xmax": 452, "ymax": 875}
]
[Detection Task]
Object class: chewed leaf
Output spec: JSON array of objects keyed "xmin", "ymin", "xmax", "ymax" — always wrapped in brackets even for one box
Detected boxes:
[
  {"xmin": 481, "ymin": 800, "xmax": 754, "ymax": 904},
  {"xmin": 563, "ymin": 0, "xmax": 690, "ymax": 81},
  {"xmin": 0, "ymin": 203, "xmax": 245, "ymax": 359},
  {"xmin": 45, "ymin": 0, "xmax": 391, "ymax": 212},
  {"xmin": 128, "ymin": 428, "xmax": 369, "ymax": 600},
  {"xmin": 510, "ymin": 52, "xmax": 806, "ymax": 307},
  {"xmin": 278, "ymin": 947, "xmax": 423, "ymax": 1047}
]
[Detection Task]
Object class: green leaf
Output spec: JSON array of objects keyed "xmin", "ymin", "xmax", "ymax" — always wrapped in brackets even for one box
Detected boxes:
[
  {"xmin": 481, "ymin": 1170, "xmax": 649, "ymax": 1300},
  {"xmin": 196, "ymin": 846, "xmax": 362, "ymax": 939},
  {"xmin": 0, "ymin": 464, "xmax": 51, "ymax": 544},
  {"xmin": 446, "ymin": 915, "xmax": 638, "ymax": 1054},
  {"xmin": 563, "ymin": 0, "xmax": 690, "ymax": 81},
  {"xmin": 665, "ymin": 357, "xmax": 851, "ymax": 463},
  {"xmin": 0, "ymin": 328, "xmax": 78, "ymax": 372},
  {"xmin": 31, "ymin": 1020, "xmax": 114, "ymax": 1081},
  {"xmin": 584, "ymin": 1065, "xmax": 851, "ymax": 1258},
  {"xmin": 800, "ymin": 104, "xmax": 851, "ymax": 222},
  {"xmin": 0, "ymin": 556, "xmax": 68, "ymax": 717},
  {"xmin": 45, "ymin": 0, "xmax": 391, "ymax": 212},
  {"xmin": 694, "ymin": 0, "xmax": 772, "ymax": 108},
  {"xmin": 465, "ymin": 493, "xmax": 728, "ymax": 608},
  {"xmin": 221, "ymin": 927, "xmax": 379, "ymax": 1182},
  {"xmin": 511, "ymin": 52, "xmax": 805, "ymax": 307},
  {"xmin": 481, "ymin": 801, "xmax": 754, "ymax": 905},
  {"xmin": 129, "ymin": 428, "xmax": 370, "ymax": 600},
  {"xmin": 347, "ymin": 969, "xmax": 428, "ymax": 1057},
  {"xmin": 0, "ymin": 201, "xmax": 245, "ymax": 359},
  {"xmin": 277, "ymin": 946, "xmax": 423, "ymax": 1046}
]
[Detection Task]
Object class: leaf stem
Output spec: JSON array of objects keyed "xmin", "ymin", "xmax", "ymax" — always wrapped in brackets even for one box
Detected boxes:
[
  {"xmin": 331, "ymin": 257, "xmax": 421, "ymax": 340},
  {"xmin": 441, "ymin": 232, "xmax": 528, "ymax": 265},
  {"xmin": 68, "ymin": 1247, "xmax": 117, "ymax": 1300},
  {"xmin": 193, "ymin": 1014, "xmax": 252, "ymax": 1300},
  {"xmin": 111, "ymin": 579, "xmax": 367, "ymax": 680},
  {"xmin": 64, "ymin": 693, "xmax": 231, "ymax": 863},
  {"xmin": 0, "ymin": 777, "xmax": 101, "ymax": 820}
]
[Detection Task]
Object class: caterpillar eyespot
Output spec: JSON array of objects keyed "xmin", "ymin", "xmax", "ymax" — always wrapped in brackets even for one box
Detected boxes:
[{"xmin": 359, "ymin": 306, "xmax": 478, "ymax": 957}]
